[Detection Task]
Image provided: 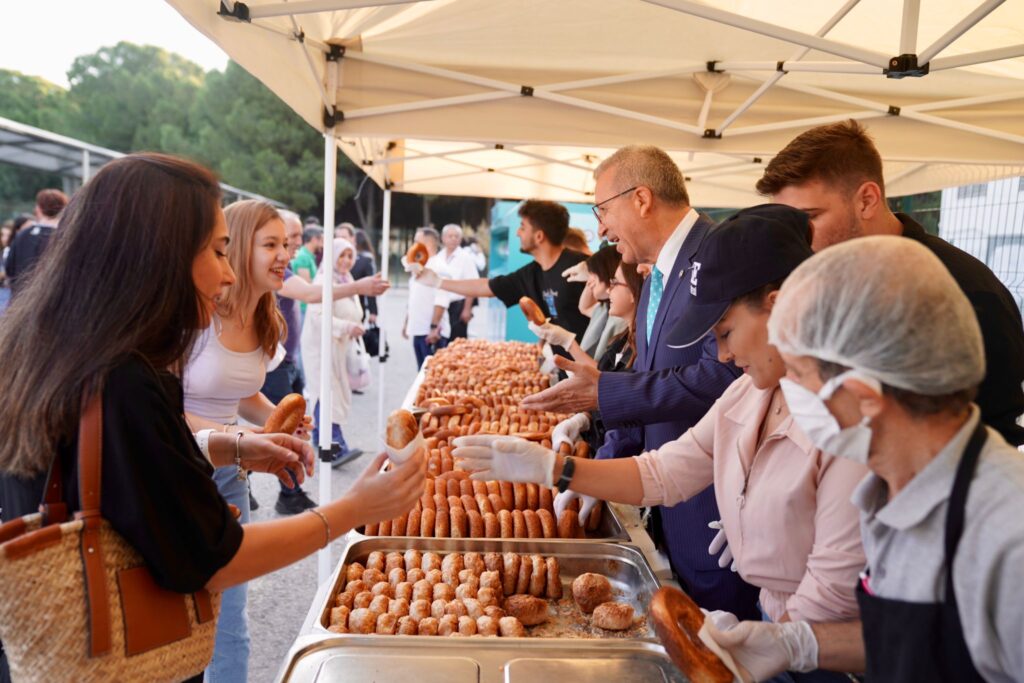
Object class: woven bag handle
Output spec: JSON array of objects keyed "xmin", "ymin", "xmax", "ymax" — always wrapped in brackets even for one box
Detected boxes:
[{"xmin": 76, "ymin": 394, "xmax": 113, "ymax": 657}]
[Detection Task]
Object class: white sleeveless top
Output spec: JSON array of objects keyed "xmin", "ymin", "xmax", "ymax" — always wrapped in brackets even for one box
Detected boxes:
[{"xmin": 182, "ymin": 318, "xmax": 269, "ymax": 425}]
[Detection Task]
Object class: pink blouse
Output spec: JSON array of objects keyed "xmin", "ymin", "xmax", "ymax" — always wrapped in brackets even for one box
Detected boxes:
[{"xmin": 634, "ymin": 375, "xmax": 867, "ymax": 622}]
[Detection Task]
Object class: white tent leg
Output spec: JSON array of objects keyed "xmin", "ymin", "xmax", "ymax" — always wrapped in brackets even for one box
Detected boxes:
[
  {"xmin": 900, "ymin": 0, "xmax": 921, "ymax": 55},
  {"xmin": 81, "ymin": 149, "xmax": 90, "ymax": 183},
  {"xmin": 317, "ymin": 130, "xmax": 338, "ymax": 586},
  {"xmin": 376, "ymin": 188, "xmax": 392, "ymax": 441}
]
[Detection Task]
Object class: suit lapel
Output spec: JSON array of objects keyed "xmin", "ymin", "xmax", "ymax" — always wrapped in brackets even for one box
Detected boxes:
[{"xmin": 636, "ymin": 275, "xmax": 652, "ymax": 367}]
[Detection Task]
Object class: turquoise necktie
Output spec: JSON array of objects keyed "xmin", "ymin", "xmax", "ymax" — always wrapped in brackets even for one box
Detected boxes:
[{"xmin": 646, "ymin": 266, "xmax": 664, "ymax": 344}]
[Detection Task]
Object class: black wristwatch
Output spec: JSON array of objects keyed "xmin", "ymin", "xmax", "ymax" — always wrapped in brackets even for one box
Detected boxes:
[{"xmin": 556, "ymin": 455, "xmax": 576, "ymax": 493}]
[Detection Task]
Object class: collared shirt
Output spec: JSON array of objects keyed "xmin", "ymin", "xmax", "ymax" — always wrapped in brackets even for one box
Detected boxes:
[
  {"xmin": 407, "ymin": 252, "xmax": 455, "ymax": 337},
  {"xmin": 634, "ymin": 375, "xmax": 867, "ymax": 622},
  {"xmin": 440, "ymin": 246, "xmax": 480, "ymax": 302},
  {"xmin": 653, "ymin": 208, "xmax": 699, "ymax": 281},
  {"xmin": 853, "ymin": 407, "xmax": 1024, "ymax": 683}
]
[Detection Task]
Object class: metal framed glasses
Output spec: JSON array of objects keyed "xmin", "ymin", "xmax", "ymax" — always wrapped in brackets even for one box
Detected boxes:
[{"xmin": 591, "ymin": 186, "xmax": 638, "ymax": 222}]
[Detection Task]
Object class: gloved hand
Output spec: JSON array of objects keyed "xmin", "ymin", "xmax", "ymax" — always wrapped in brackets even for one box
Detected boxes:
[
  {"xmin": 554, "ymin": 489, "xmax": 598, "ymax": 526},
  {"xmin": 400, "ymin": 255, "xmax": 421, "ymax": 274},
  {"xmin": 703, "ymin": 613, "xmax": 819, "ymax": 681},
  {"xmin": 539, "ymin": 344, "xmax": 558, "ymax": 375},
  {"xmin": 551, "ymin": 412, "xmax": 591, "ymax": 451},
  {"xmin": 527, "ymin": 320, "xmax": 575, "ymax": 348},
  {"xmin": 561, "ymin": 261, "xmax": 590, "ymax": 283},
  {"xmin": 415, "ymin": 267, "xmax": 441, "ymax": 288},
  {"xmin": 708, "ymin": 520, "xmax": 737, "ymax": 572},
  {"xmin": 452, "ymin": 435, "xmax": 557, "ymax": 486}
]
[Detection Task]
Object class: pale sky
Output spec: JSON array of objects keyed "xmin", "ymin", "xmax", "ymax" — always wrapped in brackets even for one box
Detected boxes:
[{"xmin": 0, "ymin": 1, "xmax": 229, "ymax": 88}]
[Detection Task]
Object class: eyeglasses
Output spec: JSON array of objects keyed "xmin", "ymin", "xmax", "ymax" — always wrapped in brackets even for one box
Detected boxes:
[
  {"xmin": 607, "ymin": 278, "xmax": 628, "ymax": 289},
  {"xmin": 592, "ymin": 186, "xmax": 638, "ymax": 222}
]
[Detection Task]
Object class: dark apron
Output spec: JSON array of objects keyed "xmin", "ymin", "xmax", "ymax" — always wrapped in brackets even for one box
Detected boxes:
[{"xmin": 855, "ymin": 421, "xmax": 987, "ymax": 682}]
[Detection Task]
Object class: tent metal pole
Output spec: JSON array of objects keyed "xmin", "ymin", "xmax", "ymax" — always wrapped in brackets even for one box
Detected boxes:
[
  {"xmin": 641, "ymin": 0, "xmax": 890, "ymax": 68},
  {"xmin": 919, "ymin": 0, "xmax": 1004, "ymax": 64},
  {"xmin": 81, "ymin": 149, "xmax": 90, "ymax": 183},
  {"xmin": 346, "ymin": 51, "xmax": 521, "ymax": 93},
  {"xmin": 901, "ymin": 109, "xmax": 1024, "ymax": 146},
  {"xmin": 503, "ymin": 147, "xmax": 595, "ymax": 172},
  {"xmin": 365, "ymin": 145, "xmax": 493, "ymax": 166},
  {"xmin": 717, "ymin": 60, "xmax": 878, "ymax": 73},
  {"xmin": 727, "ymin": 110, "xmax": 884, "ymax": 137},
  {"xmin": 249, "ymin": 0, "xmax": 433, "ymax": 19},
  {"xmin": 544, "ymin": 66, "xmax": 707, "ymax": 92},
  {"xmin": 774, "ymin": 81, "xmax": 889, "ymax": 111},
  {"xmin": 289, "ymin": 16, "xmax": 334, "ymax": 113},
  {"xmin": 909, "ymin": 90, "xmax": 1024, "ymax": 112},
  {"xmin": 532, "ymin": 90, "xmax": 704, "ymax": 136},
  {"xmin": 345, "ymin": 92, "xmax": 515, "ymax": 119},
  {"xmin": 930, "ymin": 43, "xmax": 1024, "ymax": 70},
  {"xmin": 900, "ymin": 0, "xmax": 921, "ymax": 55},
  {"xmin": 376, "ymin": 187, "xmax": 392, "ymax": 443}
]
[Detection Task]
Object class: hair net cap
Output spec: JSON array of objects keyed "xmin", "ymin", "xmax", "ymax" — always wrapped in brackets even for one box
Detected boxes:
[{"xmin": 767, "ymin": 236, "xmax": 985, "ymax": 395}]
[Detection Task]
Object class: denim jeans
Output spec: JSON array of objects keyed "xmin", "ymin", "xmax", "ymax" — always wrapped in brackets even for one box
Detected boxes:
[
  {"xmin": 260, "ymin": 359, "xmax": 306, "ymax": 493},
  {"xmin": 311, "ymin": 400, "xmax": 350, "ymax": 460},
  {"xmin": 413, "ymin": 335, "xmax": 448, "ymax": 369},
  {"xmin": 206, "ymin": 466, "xmax": 251, "ymax": 683}
]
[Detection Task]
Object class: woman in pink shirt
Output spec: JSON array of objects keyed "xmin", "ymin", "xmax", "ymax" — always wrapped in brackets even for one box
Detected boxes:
[{"xmin": 456, "ymin": 206, "xmax": 866, "ymax": 681}]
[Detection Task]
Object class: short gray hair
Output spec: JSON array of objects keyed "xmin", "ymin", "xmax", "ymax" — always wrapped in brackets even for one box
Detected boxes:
[
  {"xmin": 594, "ymin": 145, "xmax": 689, "ymax": 206},
  {"xmin": 278, "ymin": 209, "xmax": 301, "ymax": 227},
  {"xmin": 442, "ymin": 223, "xmax": 463, "ymax": 238}
]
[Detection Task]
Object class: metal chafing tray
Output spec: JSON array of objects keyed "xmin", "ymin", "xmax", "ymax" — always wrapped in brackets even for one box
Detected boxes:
[
  {"xmin": 275, "ymin": 634, "xmax": 686, "ymax": 683},
  {"xmin": 310, "ymin": 536, "xmax": 661, "ymax": 641}
]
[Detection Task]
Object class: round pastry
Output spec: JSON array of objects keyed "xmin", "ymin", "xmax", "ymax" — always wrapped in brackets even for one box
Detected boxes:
[
  {"xmin": 389, "ymin": 597, "xmax": 410, "ymax": 618},
  {"xmin": 397, "ymin": 615, "xmax": 418, "ymax": 635},
  {"xmin": 511, "ymin": 509, "xmax": 527, "ymax": 538},
  {"xmin": 650, "ymin": 587, "xmax": 733, "ymax": 683},
  {"xmin": 592, "ymin": 602, "xmax": 634, "ymax": 631},
  {"xmin": 422, "ymin": 552, "xmax": 442, "ymax": 573},
  {"xmin": 484, "ymin": 552, "xmax": 503, "ymax": 575},
  {"xmin": 458, "ymin": 615, "xmax": 478, "ymax": 636},
  {"xmin": 502, "ymin": 553, "xmax": 521, "ymax": 596},
  {"xmin": 420, "ymin": 492, "xmax": 435, "ymax": 511},
  {"xmin": 376, "ymin": 612, "xmax": 398, "ymax": 635},
  {"xmin": 465, "ymin": 509, "xmax": 484, "ymax": 538},
  {"xmin": 329, "ymin": 605, "xmax": 349, "ymax": 628},
  {"xmin": 406, "ymin": 568, "xmax": 426, "ymax": 585},
  {"xmin": 334, "ymin": 591, "xmax": 354, "ymax": 610},
  {"xmin": 458, "ymin": 569, "xmax": 476, "ymax": 585},
  {"xmin": 498, "ymin": 509, "xmax": 513, "ymax": 539},
  {"xmin": 483, "ymin": 511, "xmax": 499, "ymax": 538},
  {"xmin": 404, "ymin": 550, "xmax": 422, "ymax": 573},
  {"xmin": 327, "ymin": 623, "xmax": 347, "ymax": 634},
  {"xmin": 455, "ymin": 582, "xmax": 478, "ymax": 601},
  {"xmin": 504, "ymin": 594, "xmax": 549, "ymax": 626},
  {"xmin": 353, "ymin": 591, "xmax": 373, "ymax": 609},
  {"xmin": 446, "ymin": 479, "xmax": 461, "ymax": 498},
  {"xmin": 408, "ymin": 599, "xmax": 431, "ymax": 622},
  {"xmin": 432, "ymin": 582, "xmax": 455, "ymax": 602},
  {"xmin": 515, "ymin": 554, "xmax": 532, "ymax": 595},
  {"xmin": 463, "ymin": 552, "xmax": 484, "ymax": 576},
  {"xmin": 536, "ymin": 508, "xmax": 557, "ymax": 539},
  {"xmin": 444, "ymin": 599, "xmax": 468, "ymax": 617},
  {"xmin": 498, "ymin": 616, "xmax": 526, "ymax": 638},
  {"xmin": 488, "ymin": 493, "xmax": 507, "ymax": 514},
  {"xmin": 371, "ymin": 581, "xmax": 394, "ymax": 598},
  {"xmin": 412, "ymin": 579, "xmax": 433, "ymax": 603},
  {"xmin": 362, "ymin": 568, "xmax": 386, "ymax": 586},
  {"xmin": 486, "ymin": 480, "xmax": 501, "ymax": 497},
  {"xmin": 475, "ymin": 494, "xmax": 494, "ymax": 515},
  {"xmin": 557, "ymin": 509, "xmax": 581, "ymax": 540},
  {"xmin": 476, "ymin": 587, "xmax": 499, "ymax": 608},
  {"xmin": 528, "ymin": 555, "xmax": 547, "ymax": 598},
  {"xmin": 459, "ymin": 479, "xmax": 474, "ymax": 497},
  {"xmin": 366, "ymin": 551, "xmax": 386, "ymax": 572},
  {"xmin": 526, "ymin": 483, "xmax": 539, "ymax": 511},
  {"xmin": 385, "ymin": 552, "xmax": 404, "ymax": 574},
  {"xmin": 392, "ymin": 513, "xmax": 408, "ymax": 537},
  {"xmin": 264, "ymin": 393, "xmax": 306, "ymax": 434},
  {"xmin": 462, "ymin": 598, "xmax": 484, "ymax": 619},
  {"xmin": 472, "ymin": 480, "xmax": 488, "ymax": 497},
  {"xmin": 499, "ymin": 482, "xmax": 515, "ymax": 511},
  {"xmin": 405, "ymin": 507, "xmax": 421, "ymax": 537},
  {"xmin": 476, "ymin": 615, "xmax": 499, "ymax": 637},
  {"xmin": 460, "ymin": 494, "xmax": 479, "ymax": 515},
  {"xmin": 431, "ymin": 598, "xmax": 447, "ymax": 620},
  {"xmin": 513, "ymin": 483, "xmax": 527, "ymax": 511},
  {"xmin": 572, "ymin": 573, "xmax": 612, "ymax": 614},
  {"xmin": 539, "ymin": 486, "xmax": 554, "ymax": 514},
  {"xmin": 417, "ymin": 616, "xmax": 439, "ymax": 636},
  {"xmin": 369, "ymin": 594, "xmax": 390, "ymax": 614},
  {"xmin": 364, "ymin": 522, "xmax": 380, "ymax": 536},
  {"xmin": 518, "ymin": 296, "xmax": 546, "ymax": 325},
  {"xmin": 379, "ymin": 520, "xmax": 392, "ymax": 536},
  {"xmin": 442, "ymin": 553, "xmax": 464, "ymax": 576},
  {"xmin": 434, "ymin": 479, "xmax": 447, "ymax": 498},
  {"xmin": 480, "ymin": 570, "xmax": 502, "ymax": 597},
  {"xmin": 425, "ymin": 569, "xmax": 443, "ymax": 586},
  {"xmin": 545, "ymin": 557, "xmax": 563, "ymax": 600},
  {"xmin": 348, "ymin": 607, "xmax": 377, "ymax": 634},
  {"xmin": 406, "ymin": 242, "xmax": 430, "ymax": 266},
  {"xmin": 387, "ymin": 568, "xmax": 406, "ymax": 587},
  {"xmin": 394, "ymin": 582, "xmax": 413, "ymax": 602},
  {"xmin": 420, "ymin": 507, "xmax": 436, "ymax": 538},
  {"xmin": 438, "ymin": 614, "xmax": 459, "ymax": 637},
  {"xmin": 434, "ymin": 508, "xmax": 450, "ymax": 538},
  {"xmin": 523, "ymin": 509, "xmax": 542, "ymax": 539},
  {"xmin": 345, "ymin": 579, "xmax": 367, "ymax": 595},
  {"xmin": 450, "ymin": 507, "xmax": 468, "ymax": 538},
  {"xmin": 484, "ymin": 605, "xmax": 506, "ymax": 620},
  {"xmin": 345, "ymin": 562, "xmax": 365, "ymax": 583}
]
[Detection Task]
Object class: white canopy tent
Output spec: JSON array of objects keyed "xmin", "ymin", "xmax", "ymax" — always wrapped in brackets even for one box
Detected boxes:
[{"xmin": 165, "ymin": 0, "xmax": 1024, "ymax": 581}]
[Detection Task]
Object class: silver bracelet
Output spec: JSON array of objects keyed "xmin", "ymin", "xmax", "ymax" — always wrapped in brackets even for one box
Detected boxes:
[
  {"xmin": 234, "ymin": 431, "xmax": 247, "ymax": 481},
  {"xmin": 308, "ymin": 508, "xmax": 331, "ymax": 548}
]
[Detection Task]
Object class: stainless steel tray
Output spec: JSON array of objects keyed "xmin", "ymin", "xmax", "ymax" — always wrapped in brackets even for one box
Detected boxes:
[
  {"xmin": 312, "ymin": 536, "xmax": 661, "ymax": 641},
  {"xmin": 357, "ymin": 499, "xmax": 631, "ymax": 542},
  {"xmin": 276, "ymin": 633, "xmax": 686, "ymax": 683}
]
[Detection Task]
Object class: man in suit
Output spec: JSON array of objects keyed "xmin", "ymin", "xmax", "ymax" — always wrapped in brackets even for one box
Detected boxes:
[{"xmin": 527, "ymin": 146, "xmax": 759, "ymax": 617}]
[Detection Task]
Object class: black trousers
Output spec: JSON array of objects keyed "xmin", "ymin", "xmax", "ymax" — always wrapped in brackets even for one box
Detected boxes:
[{"xmin": 448, "ymin": 299, "xmax": 469, "ymax": 339}]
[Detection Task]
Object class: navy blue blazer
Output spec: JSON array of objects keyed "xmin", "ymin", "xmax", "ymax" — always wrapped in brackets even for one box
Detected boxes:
[{"xmin": 597, "ymin": 214, "xmax": 759, "ymax": 616}]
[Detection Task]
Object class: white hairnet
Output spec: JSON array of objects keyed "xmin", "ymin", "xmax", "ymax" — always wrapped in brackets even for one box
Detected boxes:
[{"xmin": 768, "ymin": 236, "xmax": 985, "ymax": 395}]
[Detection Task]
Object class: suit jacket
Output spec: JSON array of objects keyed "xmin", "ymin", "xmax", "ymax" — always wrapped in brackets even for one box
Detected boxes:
[{"xmin": 598, "ymin": 214, "xmax": 759, "ymax": 616}]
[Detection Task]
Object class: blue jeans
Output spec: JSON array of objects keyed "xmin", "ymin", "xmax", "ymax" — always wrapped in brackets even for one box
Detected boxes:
[
  {"xmin": 260, "ymin": 359, "xmax": 306, "ymax": 493},
  {"xmin": 311, "ymin": 400, "xmax": 350, "ymax": 461},
  {"xmin": 759, "ymin": 606, "xmax": 853, "ymax": 683},
  {"xmin": 413, "ymin": 335, "xmax": 448, "ymax": 369},
  {"xmin": 207, "ymin": 466, "xmax": 251, "ymax": 683}
]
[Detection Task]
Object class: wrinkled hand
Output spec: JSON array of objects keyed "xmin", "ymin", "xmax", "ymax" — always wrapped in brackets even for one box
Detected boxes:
[
  {"xmin": 708, "ymin": 520, "xmax": 737, "ymax": 572},
  {"xmin": 452, "ymin": 435, "xmax": 556, "ymax": 486},
  {"xmin": 527, "ymin": 320, "xmax": 575, "ymax": 349},
  {"xmin": 344, "ymin": 450, "xmax": 426, "ymax": 528},
  {"xmin": 551, "ymin": 412, "xmax": 591, "ymax": 451},
  {"xmin": 415, "ymin": 268, "xmax": 441, "ymax": 288},
  {"xmin": 354, "ymin": 274, "xmax": 390, "ymax": 296},
  {"xmin": 237, "ymin": 432, "xmax": 315, "ymax": 489},
  {"xmin": 554, "ymin": 489, "xmax": 598, "ymax": 526},
  {"xmin": 521, "ymin": 355, "xmax": 600, "ymax": 413},
  {"xmin": 561, "ymin": 261, "xmax": 590, "ymax": 283},
  {"xmin": 704, "ymin": 614, "xmax": 819, "ymax": 682}
]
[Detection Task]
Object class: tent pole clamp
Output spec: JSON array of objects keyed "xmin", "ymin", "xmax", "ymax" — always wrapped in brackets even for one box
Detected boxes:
[
  {"xmin": 885, "ymin": 54, "xmax": 929, "ymax": 78},
  {"xmin": 218, "ymin": 1, "xmax": 250, "ymax": 22}
]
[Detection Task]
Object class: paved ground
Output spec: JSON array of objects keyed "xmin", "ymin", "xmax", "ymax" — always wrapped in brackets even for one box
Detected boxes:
[{"xmin": 246, "ymin": 289, "xmax": 491, "ymax": 682}]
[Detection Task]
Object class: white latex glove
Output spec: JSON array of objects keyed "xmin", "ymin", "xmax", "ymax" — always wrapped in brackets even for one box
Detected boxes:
[
  {"xmin": 452, "ymin": 434, "xmax": 557, "ymax": 486},
  {"xmin": 527, "ymin": 320, "xmax": 575, "ymax": 348},
  {"xmin": 551, "ymin": 412, "xmax": 591, "ymax": 451},
  {"xmin": 704, "ymin": 614, "xmax": 819, "ymax": 681},
  {"xmin": 561, "ymin": 260, "xmax": 590, "ymax": 283},
  {"xmin": 400, "ymin": 255, "xmax": 421, "ymax": 274},
  {"xmin": 708, "ymin": 520, "xmax": 737, "ymax": 572},
  {"xmin": 539, "ymin": 344, "xmax": 558, "ymax": 375},
  {"xmin": 415, "ymin": 267, "xmax": 441, "ymax": 288},
  {"xmin": 554, "ymin": 489, "xmax": 598, "ymax": 526}
]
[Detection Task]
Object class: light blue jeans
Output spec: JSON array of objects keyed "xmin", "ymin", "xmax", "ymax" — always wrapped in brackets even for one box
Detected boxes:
[{"xmin": 206, "ymin": 465, "xmax": 250, "ymax": 683}]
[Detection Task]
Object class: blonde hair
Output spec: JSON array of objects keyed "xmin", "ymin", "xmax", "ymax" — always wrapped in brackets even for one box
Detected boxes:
[
  {"xmin": 220, "ymin": 200, "xmax": 287, "ymax": 357},
  {"xmin": 594, "ymin": 145, "xmax": 689, "ymax": 206}
]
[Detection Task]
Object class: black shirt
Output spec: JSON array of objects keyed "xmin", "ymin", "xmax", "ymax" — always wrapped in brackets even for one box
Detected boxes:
[
  {"xmin": 4, "ymin": 224, "xmax": 55, "ymax": 297},
  {"xmin": 488, "ymin": 249, "xmax": 590, "ymax": 342},
  {"xmin": 0, "ymin": 356, "xmax": 243, "ymax": 593},
  {"xmin": 351, "ymin": 252, "xmax": 378, "ymax": 317},
  {"xmin": 898, "ymin": 213, "xmax": 1024, "ymax": 446}
]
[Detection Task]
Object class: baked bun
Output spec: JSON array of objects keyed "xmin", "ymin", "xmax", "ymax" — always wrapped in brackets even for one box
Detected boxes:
[
  {"xmin": 650, "ymin": 586, "xmax": 733, "ymax": 683},
  {"xmin": 264, "ymin": 393, "xmax": 306, "ymax": 434},
  {"xmin": 571, "ymin": 572, "xmax": 612, "ymax": 614},
  {"xmin": 503, "ymin": 594, "xmax": 549, "ymax": 626},
  {"xmin": 592, "ymin": 601, "xmax": 634, "ymax": 631},
  {"xmin": 386, "ymin": 409, "xmax": 420, "ymax": 450},
  {"xmin": 406, "ymin": 242, "xmax": 430, "ymax": 266},
  {"xmin": 518, "ymin": 296, "xmax": 546, "ymax": 325}
]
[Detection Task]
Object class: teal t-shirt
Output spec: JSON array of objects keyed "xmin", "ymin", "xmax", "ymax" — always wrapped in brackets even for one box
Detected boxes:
[{"xmin": 291, "ymin": 246, "xmax": 318, "ymax": 312}]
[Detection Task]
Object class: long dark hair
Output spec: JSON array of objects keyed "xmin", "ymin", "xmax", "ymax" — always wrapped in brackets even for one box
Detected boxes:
[
  {"xmin": 586, "ymin": 244, "xmax": 621, "ymax": 286},
  {"xmin": 614, "ymin": 261, "xmax": 644, "ymax": 369},
  {"xmin": 0, "ymin": 153, "xmax": 221, "ymax": 476},
  {"xmin": 355, "ymin": 228, "xmax": 376, "ymax": 259}
]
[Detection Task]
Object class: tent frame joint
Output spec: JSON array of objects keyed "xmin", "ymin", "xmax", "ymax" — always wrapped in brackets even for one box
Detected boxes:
[
  {"xmin": 706, "ymin": 60, "xmax": 723, "ymax": 73},
  {"xmin": 885, "ymin": 53, "xmax": 929, "ymax": 78},
  {"xmin": 323, "ymin": 106, "xmax": 344, "ymax": 128},
  {"xmin": 520, "ymin": 85, "xmax": 535, "ymax": 96},
  {"xmin": 217, "ymin": 0, "xmax": 250, "ymax": 22},
  {"xmin": 326, "ymin": 44, "xmax": 346, "ymax": 62},
  {"xmin": 887, "ymin": 104, "xmax": 902, "ymax": 116},
  {"xmin": 702, "ymin": 128, "xmax": 721, "ymax": 139},
  {"xmin": 318, "ymin": 443, "xmax": 340, "ymax": 463}
]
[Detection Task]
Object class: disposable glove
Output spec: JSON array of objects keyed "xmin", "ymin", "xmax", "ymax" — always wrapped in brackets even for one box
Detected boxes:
[
  {"xmin": 527, "ymin": 320, "xmax": 575, "ymax": 348},
  {"xmin": 415, "ymin": 267, "xmax": 441, "ymax": 288},
  {"xmin": 400, "ymin": 255, "xmax": 421, "ymax": 274},
  {"xmin": 551, "ymin": 412, "xmax": 591, "ymax": 451},
  {"xmin": 708, "ymin": 520, "xmax": 737, "ymax": 572},
  {"xmin": 553, "ymin": 489, "xmax": 598, "ymax": 526},
  {"xmin": 561, "ymin": 261, "xmax": 590, "ymax": 283},
  {"xmin": 704, "ymin": 613, "xmax": 819, "ymax": 681},
  {"xmin": 452, "ymin": 434, "xmax": 556, "ymax": 486}
]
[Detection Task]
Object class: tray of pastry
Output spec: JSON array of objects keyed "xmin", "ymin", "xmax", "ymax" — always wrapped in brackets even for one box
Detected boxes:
[
  {"xmin": 274, "ymin": 634, "xmax": 685, "ymax": 683},
  {"xmin": 313, "ymin": 537, "xmax": 661, "ymax": 642}
]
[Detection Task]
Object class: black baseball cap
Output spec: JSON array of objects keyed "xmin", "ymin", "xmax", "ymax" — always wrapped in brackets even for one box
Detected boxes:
[{"xmin": 666, "ymin": 204, "xmax": 813, "ymax": 348}]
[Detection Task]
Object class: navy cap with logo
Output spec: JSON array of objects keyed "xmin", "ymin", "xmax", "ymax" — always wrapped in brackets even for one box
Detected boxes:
[{"xmin": 666, "ymin": 203, "xmax": 813, "ymax": 348}]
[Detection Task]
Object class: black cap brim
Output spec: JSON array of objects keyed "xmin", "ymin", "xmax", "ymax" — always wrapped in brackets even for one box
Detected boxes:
[{"xmin": 665, "ymin": 299, "xmax": 730, "ymax": 349}]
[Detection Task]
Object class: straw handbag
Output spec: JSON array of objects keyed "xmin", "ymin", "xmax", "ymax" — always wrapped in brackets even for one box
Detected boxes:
[{"xmin": 0, "ymin": 396, "xmax": 220, "ymax": 682}]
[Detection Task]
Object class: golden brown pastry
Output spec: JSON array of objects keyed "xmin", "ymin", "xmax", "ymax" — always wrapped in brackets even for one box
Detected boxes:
[
  {"xmin": 476, "ymin": 615, "xmax": 499, "ymax": 636},
  {"xmin": 498, "ymin": 616, "xmax": 526, "ymax": 637},
  {"xmin": 376, "ymin": 612, "xmax": 398, "ymax": 635},
  {"xmin": 504, "ymin": 594, "xmax": 549, "ymax": 626},
  {"xmin": 528, "ymin": 555, "xmax": 547, "ymax": 597},
  {"xmin": 650, "ymin": 587, "xmax": 733, "ymax": 683},
  {"xmin": 348, "ymin": 607, "xmax": 378, "ymax": 634},
  {"xmin": 389, "ymin": 597, "xmax": 410, "ymax": 618},
  {"xmin": 592, "ymin": 602, "xmax": 634, "ymax": 631},
  {"xmin": 408, "ymin": 599, "xmax": 431, "ymax": 622},
  {"xmin": 264, "ymin": 393, "xmax": 306, "ymax": 434},
  {"xmin": 518, "ymin": 296, "xmax": 546, "ymax": 325},
  {"xmin": 572, "ymin": 573, "xmax": 612, "ymax": 614},
  {"xmin": 417, "ymin": 616, "xmax": 439, "ymax": 636},
  {"xmin": 365, "ymin": 551, "xmax": 386, "ymax": 572},
  {"xmin": 386, "ymin": 409, "xmax": 419, "ymax": 450},
  {"xmin": 397, "ymin": 615, "xmax": 418, "ymax": 635},
  {"xmin": 545, "ymin": 557, "xmax": 562, "ymax": 600}
]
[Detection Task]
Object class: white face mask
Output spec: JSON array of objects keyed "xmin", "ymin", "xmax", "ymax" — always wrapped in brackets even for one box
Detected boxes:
[{"xmin": 779, "ymin": 370, "xmax": 882, "ymax": 464}]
